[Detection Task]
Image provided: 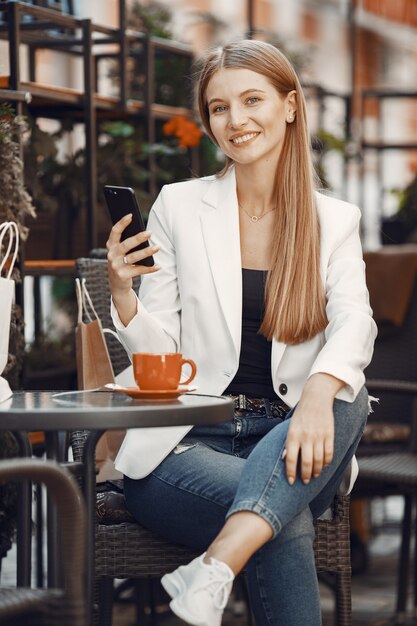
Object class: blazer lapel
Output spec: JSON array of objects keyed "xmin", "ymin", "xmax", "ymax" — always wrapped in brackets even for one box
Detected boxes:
[
  {"xmin": 200, "ymin": 169, "xmax": 242, "ymax": 360},
  {"xmin": 271, "ymin": 338, "xmax": 287, "ymax": 384}
]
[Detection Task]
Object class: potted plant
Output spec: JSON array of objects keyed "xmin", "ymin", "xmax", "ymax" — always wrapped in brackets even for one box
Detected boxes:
[{"xmin": 383, "ymin": 173, "xmax": 417, "ymax": 245}]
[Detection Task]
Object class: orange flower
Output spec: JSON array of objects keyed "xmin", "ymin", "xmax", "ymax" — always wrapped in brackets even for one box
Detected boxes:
[
  {"xmin": 162, "ymin": 117, "xmax": 177, "ymax": 135},
  {"xmin": 163, "ymin": 115, "xmax": 203, "ymax": 148}
]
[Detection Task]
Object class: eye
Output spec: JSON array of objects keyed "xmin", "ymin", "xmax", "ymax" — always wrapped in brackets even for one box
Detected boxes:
[
  {"xmin": 211, "ymin": 104, "xmax": 227, "ymax": 114},
  {"xmin": 246, "ymin": 96, "xmax": 260, "ymax": 105}
]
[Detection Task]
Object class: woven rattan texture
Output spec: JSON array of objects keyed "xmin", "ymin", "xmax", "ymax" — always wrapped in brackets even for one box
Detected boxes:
[
  {"xmin": 95, "ymin": 523, "xmax": 199, "ymax": 578},
  {"xmin": 76, "ymin": 258, "xmax": 141, "ymax": 377},
  {"xmin": 359, "ymin": 452, "xmax": 417, "ymax": 484},
  {"xmin": 92, "ymin": 496, "xmax": 351, "ymax": 578},
  {"xmin": 0, "ymin": 593, "xmax": 84, "ymax": 626},
  {"xmin": 314, "ymin": 495, "xmax": 351, "ymax": 572},
  {"xmin": 0, "ymin": 588, "xmax": 62, "ymax": 625}
]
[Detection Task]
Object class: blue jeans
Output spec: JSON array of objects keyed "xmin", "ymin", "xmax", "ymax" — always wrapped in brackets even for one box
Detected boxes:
[{"xmin": 124, "ymin": 386, "xmax": 368, "ymax": 626}]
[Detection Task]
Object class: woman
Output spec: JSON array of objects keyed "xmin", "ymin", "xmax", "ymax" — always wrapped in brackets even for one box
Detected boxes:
[{"xmin": 107, "ymin": 40, "xmax": 377, "ymax": 626}]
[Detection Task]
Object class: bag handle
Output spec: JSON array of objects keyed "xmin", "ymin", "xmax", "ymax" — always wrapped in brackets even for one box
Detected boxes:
[
  {"xmin": 75, "ymin": 277, "xmax": 100, "ymax": 324},
  {"xmin": 75, "ymin": 277, "xmax": 86, "ymax": 324},
  {"xmin": 75, "ymin": 276, "xmax": 122, "ymax": 342},
  {"xmin": 0, "ymin": 222, "xmax": 19, "ymax": 280}
]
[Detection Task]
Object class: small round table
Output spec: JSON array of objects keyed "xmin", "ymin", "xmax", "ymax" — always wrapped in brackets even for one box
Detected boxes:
[
  {"xmin": 0, "ymin": 390, "xmax": 234, "ymax": 621},
  {"xmin": 0, "ymin": 389, "xmax": 233, "ymax": 430}
]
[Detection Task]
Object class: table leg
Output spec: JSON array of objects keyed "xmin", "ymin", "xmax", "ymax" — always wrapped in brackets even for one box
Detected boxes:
[
  {"xmin": 83, "ymin": 430, "xmax": 103, "ymax": 626},
  {"xmin": 12, "ymin": 431, "xmax": 32, "ymax": 587},
  {"xmin": 45, "ymin": 431, "xmax": 68, "ymax": 588}
]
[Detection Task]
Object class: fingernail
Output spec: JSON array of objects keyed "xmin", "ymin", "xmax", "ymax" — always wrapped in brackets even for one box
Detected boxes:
[
  {"xmin": 313, "ymin": 473, "xmax": 320, "ymax": 479},
  {"xmin": 153, "ymin": 265, "xmax": 160, "ymax": 270},
  {"xmin": 124, "ymin": 213, "xmax": 132, "ymax": 219},
  {"xmin": 143, "ymin": 230, "xmax": 151, "ymax": 236},
  {"xmin": 281, "ymin": 449, "xmax": 287, "ymax": 460},
  {"xmin": 303, "ymin": 479, "xmax": 310, "ymax": 485},
  {"xmin": 288, "ymin": 477, "xmax": 294, "ymax": 485}
]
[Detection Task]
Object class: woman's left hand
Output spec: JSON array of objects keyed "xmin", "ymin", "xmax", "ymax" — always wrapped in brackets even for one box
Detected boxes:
[{"xmin": 284, "ymin": 373, "xmax": 344, "ymax": 485}]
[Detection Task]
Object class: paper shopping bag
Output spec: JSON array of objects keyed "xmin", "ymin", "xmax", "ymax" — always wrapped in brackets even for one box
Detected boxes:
[
  {"xmin": 0, "ymin": 222, "xmax": 19, "ymax": 403},
  {"xmin": 75, "ymin": 278, "xmax": 124, "ymax": 481},
  {"xmin": 75, "ymin": 277, "xmax": 115, "ymax": 390}
]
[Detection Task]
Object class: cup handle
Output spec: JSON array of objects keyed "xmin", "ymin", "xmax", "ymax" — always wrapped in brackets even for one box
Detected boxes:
[{"xmin": 180, "ymin": 358, "xmax": 197, "ymax": 386}]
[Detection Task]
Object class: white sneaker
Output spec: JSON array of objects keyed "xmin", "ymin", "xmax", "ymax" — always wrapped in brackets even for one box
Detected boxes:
[{"xmin": 161, "ymin": 552, "xmax": 234, "ymax": 626}]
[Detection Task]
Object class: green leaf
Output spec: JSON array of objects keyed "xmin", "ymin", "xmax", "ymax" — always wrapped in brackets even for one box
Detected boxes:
[
  {"xmin": 142, "ymin": 142, "xmax": 179, "ymax": 156},
  {"xmin": 101, "ymin": 121, "xmax": 135, "ymax": 138}
]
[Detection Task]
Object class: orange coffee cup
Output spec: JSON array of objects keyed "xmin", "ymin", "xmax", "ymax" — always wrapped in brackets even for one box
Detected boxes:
[{"xmin": 132, "ymin": 352, "xmax": 197, "ymax": 391}]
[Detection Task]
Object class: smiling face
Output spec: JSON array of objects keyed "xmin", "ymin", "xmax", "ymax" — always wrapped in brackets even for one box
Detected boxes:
[{"xmin": 205, "ymin": 68, "xmax": 296, "ymax": 169}]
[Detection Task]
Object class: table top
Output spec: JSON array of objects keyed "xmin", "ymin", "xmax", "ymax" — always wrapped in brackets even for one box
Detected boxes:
[{"xmin": 0, "ymin": 390, "xmax": 234, "ymax": 431}]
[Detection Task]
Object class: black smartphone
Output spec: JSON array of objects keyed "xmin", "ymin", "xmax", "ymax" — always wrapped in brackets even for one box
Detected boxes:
[{"xmin": 104, "ymin": 185, "xmax": 154, "ymax": 267}]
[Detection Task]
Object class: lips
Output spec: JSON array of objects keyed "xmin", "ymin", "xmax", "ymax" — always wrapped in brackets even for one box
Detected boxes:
[{"xmin": 230, "ymin": 132, "xmax": 260, "ymax": 145}]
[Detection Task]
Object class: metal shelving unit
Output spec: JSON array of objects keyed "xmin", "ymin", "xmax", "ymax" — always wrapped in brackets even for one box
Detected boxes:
[
  {"xmin": 360, "ymin": 89, "xmax": 417, "ymax": 235},
  {"xmin": 0, "ymin": 0, "xmax": 196, "ymax": 262}
]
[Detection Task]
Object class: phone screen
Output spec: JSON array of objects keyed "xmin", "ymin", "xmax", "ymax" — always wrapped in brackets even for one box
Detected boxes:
[{"xmin": 104, "ymin": 185, "xmax": 154, "ymax": 267}]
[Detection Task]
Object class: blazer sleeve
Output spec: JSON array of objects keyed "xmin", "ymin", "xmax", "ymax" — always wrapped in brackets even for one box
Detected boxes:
[
  {"xmin": 111, "ymin": 186, "xmax": 180, "ymax": 357},
  {"xmin": 308, "ymin": 205, "xmax": 378, "ymax": 400}
]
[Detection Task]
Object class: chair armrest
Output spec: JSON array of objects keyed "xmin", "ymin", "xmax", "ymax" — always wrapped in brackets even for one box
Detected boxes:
[
  {"xmin": 0, "ymin": 459, "xmax": 86, "ymax": 606},
  {"xmin": 366, "ymin": 379, "xmax": 417, "ymax": 395}
]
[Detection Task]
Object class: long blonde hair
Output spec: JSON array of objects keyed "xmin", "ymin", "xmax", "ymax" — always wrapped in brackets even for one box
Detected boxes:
[{"xmin": 197, "ymin": 40, "xmax": 327, "ymax": 345}]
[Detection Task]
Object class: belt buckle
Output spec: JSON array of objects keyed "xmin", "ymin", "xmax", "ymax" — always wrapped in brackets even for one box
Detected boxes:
[{"xmin": 238, "ymin": 394, "xmax": 247, "ymax": 410}]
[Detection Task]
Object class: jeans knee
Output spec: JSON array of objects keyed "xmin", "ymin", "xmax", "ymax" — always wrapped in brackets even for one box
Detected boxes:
[
  {"xmin": 356, "ymin": 385, "xmax": 370, "ymax": 420},
  {"xmin": 334, "ymin": 385, "xmax": 368, "ymax": 434},
  {"xmin": 273, "ymin": 508, "xmax": 315, "ymax": 546}
]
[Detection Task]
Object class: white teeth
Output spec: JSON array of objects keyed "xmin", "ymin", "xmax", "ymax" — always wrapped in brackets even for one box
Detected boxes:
[{"xmin": 231, "ymin": 133, "xmax": 258, "ymax": 144}]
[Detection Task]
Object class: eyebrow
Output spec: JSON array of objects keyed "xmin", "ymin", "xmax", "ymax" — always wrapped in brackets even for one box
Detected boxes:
[{"xmin": 207, "ymin": 88, "xmax": 266, "ymax": 106}]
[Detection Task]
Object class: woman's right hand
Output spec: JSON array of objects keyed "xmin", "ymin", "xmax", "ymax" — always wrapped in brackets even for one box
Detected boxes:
[{"xmin": 106, "ymin": 214, "xmax": 160, "ymax": 324}]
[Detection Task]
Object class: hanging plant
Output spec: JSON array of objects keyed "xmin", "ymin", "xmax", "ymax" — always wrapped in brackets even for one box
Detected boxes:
[
  {"xmin": 0, "ymin": 104, "xmax": 36, "ymax": 388},
  {"xmin": 0, "ymin": 103, "xmax": 36, "ymax": 238},
  {"xmin": 0, "ymin": 103, "xmax": 36, "ymax": 387}
]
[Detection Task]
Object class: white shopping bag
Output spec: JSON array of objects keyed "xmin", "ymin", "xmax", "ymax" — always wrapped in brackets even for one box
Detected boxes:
[{"xmin": 0, "ymin": 222, "xmax": 19, "ymax": 403}]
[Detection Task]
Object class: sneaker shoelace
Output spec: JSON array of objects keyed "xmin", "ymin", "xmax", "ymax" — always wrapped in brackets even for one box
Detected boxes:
[{"xmin": 197, "ymin": 563, "xmax": 234, "ymax": 610}]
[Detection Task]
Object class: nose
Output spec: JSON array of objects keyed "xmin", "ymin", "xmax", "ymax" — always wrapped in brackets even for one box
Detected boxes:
[{"xmin": 228, "ymin": 104, "xmax": 248, "ymax": 129}]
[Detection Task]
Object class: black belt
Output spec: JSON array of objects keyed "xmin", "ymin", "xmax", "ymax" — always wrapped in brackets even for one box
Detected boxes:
[{"xmin": 226, "ymin": 394, "xmax": 290, "ymax": 418}]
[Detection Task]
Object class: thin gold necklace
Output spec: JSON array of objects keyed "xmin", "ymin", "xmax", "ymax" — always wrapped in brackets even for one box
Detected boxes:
[{"xmin": 239, "ymin": 204, "xmax": 276, "ymax": 223}]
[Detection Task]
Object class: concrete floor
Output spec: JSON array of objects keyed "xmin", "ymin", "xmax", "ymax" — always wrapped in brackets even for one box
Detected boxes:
[
  {"xmin": 1, "ymin": 496, "xmax": 414, "ymax": 625},
  {"xmin": 109, "ymin": 526, "xmax": 410, "ymax": 625}
]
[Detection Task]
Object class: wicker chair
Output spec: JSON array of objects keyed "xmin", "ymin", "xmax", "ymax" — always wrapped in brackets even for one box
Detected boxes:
[
  {"xmin": 0, "ymin": 459, "xmax": 86, "ymax": 626},
  {"xmin": 74, "ymin": 256, "xmax": 354, "ymax": 626},
  {"xmin": 358, "ymin": 251, "xmax": 417, "ymax": 457},
  {"xmin": 353, "ymin": 263, "xmax": 417, "ymax": 624}
]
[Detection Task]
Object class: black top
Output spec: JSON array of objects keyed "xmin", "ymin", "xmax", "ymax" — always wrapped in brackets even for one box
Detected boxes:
[{"xmin": 224, "ymin": 268, "xmax": 276, "ymax": 399}]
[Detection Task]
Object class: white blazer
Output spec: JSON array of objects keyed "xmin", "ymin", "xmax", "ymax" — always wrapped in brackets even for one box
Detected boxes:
[{"xmin": 113, "ymin": 168, "xmax": 377, "ymax": 479}]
